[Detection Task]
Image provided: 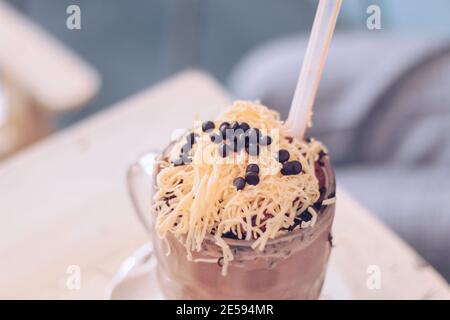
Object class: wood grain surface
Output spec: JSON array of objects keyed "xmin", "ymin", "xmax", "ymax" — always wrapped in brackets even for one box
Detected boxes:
[{"xmin": 0, "ymin": 70, "xmax": 448, "ymax": 299}]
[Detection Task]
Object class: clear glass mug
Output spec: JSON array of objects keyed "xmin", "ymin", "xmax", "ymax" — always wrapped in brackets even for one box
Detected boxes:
[{"xmin": 127, "ymin": 148, "xmax": 336, "ymax": 300}]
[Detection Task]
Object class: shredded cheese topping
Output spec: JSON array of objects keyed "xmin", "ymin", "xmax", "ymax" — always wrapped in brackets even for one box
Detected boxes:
[{"xmin": 153, "ymin": 101, "xmax": 332, "ymax": 275}]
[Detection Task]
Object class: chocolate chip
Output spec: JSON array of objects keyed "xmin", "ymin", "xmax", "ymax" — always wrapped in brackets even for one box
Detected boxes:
[
  {"xmin": 313, "ymin": 202, "xmax": 322, "ymax": 211},
  {"xmin": 245, "ymin": 172, "xmax": 260, "ymax": 185},
  {"xmin": 219, "ymin": 144, "xmax": 231, "ymax": 157},
  {"xmin": 246, "ymin": 164, "xmax": 260, "ymax": 174},
  {"xmin": 298, "ymin": 210, "xmax": 312, "ymax": 222},
  {"xmin": 231, "ymin": 140, "xmax": 239, "ymax": 152},
  {"xmin": 243, "ymin": 134, "xmax": 250, "ymax": 147},
  {"xmin": 231, "ymin": 132, "xmax": 245, "ymax": 152},
  {"xmin": 246, "ymin": 128, "xmax": 260, "ymax": 143},
  {"xmin": 229, "ymin": 121, "xmax": 240, "ymax": 131},
  {"xmin": 233, "ymin": 128, "xmax": 245, "ymax": 137},
  {"xmin": 210, "ymin": 133, "xmax": 223, "ymax": 143},
  {"xmin": 222, "ymin": 231, "xmax": 238, "ymax": 240},
  {"xmin": 180, "ymin": 153, "xmax": 192, "ymax": 164},
  {"xmin": 233, "ymin": 177, "xmax": 246, "ymax": 190},
  {"xmin": 290, "ymin": 161, "xmax": 302, "ymax": 174},
  {"xmin": 259, "ymin": 135, "xmax": 272, "ymax": 146},
  {"xmin": 232, "ymin": 139, "xmax": 244, "ymax": 152},
  {"xmin": 186, "ymin": 132, "xmax": 199, "ymax": 145},
  {"xmin": 246, "ymin": 143, "xmax": 260, "ymax": 156},
  {"xmin": 289, "ymin": 218, "xmax": 302, "ymax": 231},
  {"xmin": 239, "ymin": 122, "xmax": 250, "ymax": 133},
  {"xmin": 171, "ymin": 158, "xmax": 184, "ymax": 166},
  {"xmin": 220, "ymin": 122, "xmax": 230, "ymax": 129},
  {"xmin": 280, "ymin": 163, "xmax": 291, "ymax": 175},
  {"xmin": 281, "ymin": 161, "xmax": 302, "ymax": 175},
  {"xmin": 202, "ymin": 121, "xmax": 215, "ymax": 132},
  {"xmin": 286, "ymin": 136, "xmax": 294, "ymax": 144},
  {"xmin": 277, "ymin": 149, "xmax": 290, "ymax": 163},
  {"xmin": 222, "ymin": 128, "xmax": 236, "ymax": 141},
  {"xmin": 219, "ymin": 122, "xmax": 230, "ymax": 138},
  {"xmin": 180, "ymin": 143, "xmax": 192, "ymax": 154}
]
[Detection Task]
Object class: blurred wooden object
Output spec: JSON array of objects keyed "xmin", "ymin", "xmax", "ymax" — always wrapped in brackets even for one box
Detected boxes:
[
  {"xmin": 0, "ymin": 70, "xmax": 448, "ymax": 299},
  {"xmin": 0, "ymin": 1, "xmax": 100, "ymax": 159}
]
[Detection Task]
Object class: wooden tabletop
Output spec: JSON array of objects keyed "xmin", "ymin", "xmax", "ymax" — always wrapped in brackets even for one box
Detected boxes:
[{"xmin": 0, "ymin": 70, "xmax": 448, "ymax": 299}]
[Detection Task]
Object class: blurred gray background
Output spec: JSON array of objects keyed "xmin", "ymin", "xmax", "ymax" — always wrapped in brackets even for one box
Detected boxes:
[
  {"xmin": 8, "ymin": 0, "xmax": 450, "ymax": 281},
  {"xmin": 11, "ymin": 0, "xmax": 450, "ymax": 124}
]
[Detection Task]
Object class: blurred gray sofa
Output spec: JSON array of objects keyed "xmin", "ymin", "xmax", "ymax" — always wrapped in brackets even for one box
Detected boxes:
[{"xmin": 228, "ymin": 32, "xmax": 450, "ymax": 281}]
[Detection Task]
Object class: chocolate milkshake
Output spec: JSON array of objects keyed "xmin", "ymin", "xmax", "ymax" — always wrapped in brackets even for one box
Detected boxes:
[{"xmin": 151, "ymin": 101, "xmax": 336, "ymax": 299}]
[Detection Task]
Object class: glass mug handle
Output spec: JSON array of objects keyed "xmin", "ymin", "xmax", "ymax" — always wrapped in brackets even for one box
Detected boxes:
[
  {"xmin": 126, "ymin": 151, "xmax": 159, "ymax": 235},
  {"xmin": 108, "ymin": 152, "xmax": 161, "ymax": 299}
]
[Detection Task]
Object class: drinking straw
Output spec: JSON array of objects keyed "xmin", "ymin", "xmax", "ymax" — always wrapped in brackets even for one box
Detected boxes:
[{"xmin": 285, "ymin": 0, "xmax": 342, "ymax": 138}]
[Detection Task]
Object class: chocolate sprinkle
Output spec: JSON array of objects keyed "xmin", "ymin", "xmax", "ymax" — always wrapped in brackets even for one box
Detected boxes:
[
  {"xmin": 229, "ymin": 121, "xmax": 240, "ymax": 131},
  {"xmin": 210, "ymin": 133, "xmax": 223, "ymax": 144},
  {"xmin": 233, "ymin": 128, "xmax": 246, "ymax": 138},
  {"xmin": 239, "ymin": 122, "xmax": 250, "ymax": 133},
  {"xmin": 290, "ymin": 161, "xmax": 302, "ymax": 174},
  {"xmin": 233, "ymin": 177, "xmax": 246, "ymax": 190},
  {"xmin": 186, "ymin": 132, "xmax": 199, "ymax": 145},
  {"xmin": 220, "ymin": 122, "xmax": 230, "ymax": 129},
  {"xmin": 298, "ymin": 210, "xmax": 312, "ymax": 222},
  {"xmin": 288, "ymin": 218, "xmax": 302, "ymax": 231},
  {"xmin": 277, "ymin": 149, "xmax": 290, "ymax": 163},
  {"xmin": 313, "ymin": 202, "xmax": 322, "ymax": 211},
  {"xmin": 171, "ymin": 158, "xmax": 184, "ymax": 167},
  {"xmin": 180, "ymin": 153, "xmax": 192, "ymax": 164},
  {"xmin": 219, "ymin": 144, "xmax": 231, "ymax": 157},
  {"xmin": 202, "ymin": 121, "xmax": 215, "ymax": 132},
  {"xmin": 245, "ymin": 172, "xmax": 260, "ymax": 185},
  {"xmin": 222, "ymin": 232, "xmax": 238, "ymax": 240},
  {"xmin": 259, "ymin": 135, "xmax": 272, "ymax": 146},
  {"xmin": 180, "ymin": 143, "xmax": 192, "ymax": 154},
  {"xmin": 246, "ymin": 164, "xmax": 260, "ymax": 174},
  {"xmin": 233, "ymin": 140, "xmax": 243, "ymax": 152},
  {"xmin": 219, "ymin": 122, "xmax": 230, "ymax": 138},
  {"xmin": 222, "ymin": 128, "xmax": 236, "ymax": 141},
  {"xmin": 246, "ymin": 128, "xmax": 260, "ymax": 143},
  {"xmin": 246, "ymin": 143, "xmax": 260, "ymax": 156},
  {"xmin": 280, "ymin": 160, "xmax": 302, "ymax": 175}
]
